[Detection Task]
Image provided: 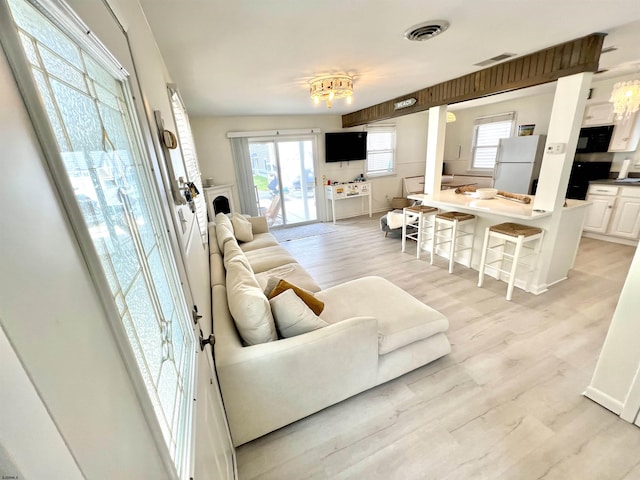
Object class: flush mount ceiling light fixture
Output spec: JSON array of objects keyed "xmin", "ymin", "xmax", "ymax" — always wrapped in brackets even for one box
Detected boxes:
[
  {"xmin": 404, "ymin": 20, "xmax": 449, "ymax": 42},
  {"xmin": 609, "ymin": 79, "xmax": 640, "ymax": 120},
  {"xmin": 310, "ymin": 75, "xmax": 353, "ymax": 109}
]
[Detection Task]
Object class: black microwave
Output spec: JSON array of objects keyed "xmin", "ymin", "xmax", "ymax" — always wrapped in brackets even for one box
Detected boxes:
[{"xmin": 576, "ymin": 125, "xmax": 614, "ymax": 153}]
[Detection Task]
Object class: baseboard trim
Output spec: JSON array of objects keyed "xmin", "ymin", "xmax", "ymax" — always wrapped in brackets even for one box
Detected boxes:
[
  {"xmin": 583, "ymin": 386, "xmax": 624, "ymax": 415},
  {"xmin": 582, "ymin": 232, "xmax": 638, "ymax": 247}
]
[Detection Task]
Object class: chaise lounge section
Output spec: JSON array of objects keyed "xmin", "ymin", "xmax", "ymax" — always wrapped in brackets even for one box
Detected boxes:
[{"xmin": 210, "ymin": 213, "xmax": 451, "ymax": 446}]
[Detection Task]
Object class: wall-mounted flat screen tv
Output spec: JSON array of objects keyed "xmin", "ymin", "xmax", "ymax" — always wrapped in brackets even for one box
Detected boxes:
[{"xmin": 325, "ymin": 132, "xmax": 367, "ymax": 162}]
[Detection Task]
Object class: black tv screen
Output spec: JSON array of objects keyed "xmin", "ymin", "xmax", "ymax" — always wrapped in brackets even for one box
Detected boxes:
[{"xmin": 325, "ymin": 132, "xmax": 367, "ymax": 162}]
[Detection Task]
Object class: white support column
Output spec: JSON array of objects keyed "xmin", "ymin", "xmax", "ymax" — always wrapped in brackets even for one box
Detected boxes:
[
  {"xmin": 532, "ymin": 73, "xmax": 592, "ymax": 212},
  {"xmin": 424, "ymin": 105, "xmax": 447, "ymax": 194}
]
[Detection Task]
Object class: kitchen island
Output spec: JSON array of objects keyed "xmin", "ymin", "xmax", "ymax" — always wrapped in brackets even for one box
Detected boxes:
[{"xmin": 408, "ymin": 189, "xmax": 591, "ymax": 296}]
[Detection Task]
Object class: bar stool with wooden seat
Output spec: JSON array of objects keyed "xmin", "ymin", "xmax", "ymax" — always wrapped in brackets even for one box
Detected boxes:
[
  {"xmin": 477, "ymin": 222, "xmax": 544, "ymax": 301},
  {"xmin": 401, "ymin": 205, "xmax": 438, "ymax": 259},
  {"xmin": 431, "ymin": 211, "xmax": 477, "ymax": 273}
]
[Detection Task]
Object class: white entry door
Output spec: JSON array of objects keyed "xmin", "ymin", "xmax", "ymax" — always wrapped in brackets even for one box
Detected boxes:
[
  {"xmin": 194, "ymin": 344, "xmax": 237, "ymax": 479},
  {"xmin": 1, "ymin": 0, "xmax": 236, "ymax": 477}
]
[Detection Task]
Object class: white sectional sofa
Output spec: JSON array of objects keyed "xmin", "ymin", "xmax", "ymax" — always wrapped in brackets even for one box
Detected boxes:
[{"xmin": 210, "ymin": 213, "xmax": 451, "ymax": 446}]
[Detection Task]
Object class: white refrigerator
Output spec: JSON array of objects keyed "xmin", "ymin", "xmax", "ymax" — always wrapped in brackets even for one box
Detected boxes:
[{"xmin": 493, "ymin": 135, "xmax": 546, "ymax": 194}]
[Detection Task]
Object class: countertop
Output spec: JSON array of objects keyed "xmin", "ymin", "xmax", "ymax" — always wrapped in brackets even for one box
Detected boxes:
[
  {"xmin": 589, "ymin": 178, "xmax": 640, "ymax": 187},
  {"xmin": 408, "ymin": 190, "xmax": 589, "ymax": 220}
]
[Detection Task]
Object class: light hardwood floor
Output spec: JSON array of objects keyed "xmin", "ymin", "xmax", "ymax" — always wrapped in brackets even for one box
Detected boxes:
[{"xmin": 236, "ymin": 215, "xmax": 640, "ymax": 480}]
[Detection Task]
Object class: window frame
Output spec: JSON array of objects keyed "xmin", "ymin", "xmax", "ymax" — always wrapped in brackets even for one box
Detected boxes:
[
  {"xmin": 168, "ymin": 85, "xmax": 207, "ymax": 244},
  {"xmin": 469, "ymin": 112, "xmax": 516, "ymax": 173},
  {"xmin": 365, "ymin": 125, "xmax": 396, "ymax": 177}
]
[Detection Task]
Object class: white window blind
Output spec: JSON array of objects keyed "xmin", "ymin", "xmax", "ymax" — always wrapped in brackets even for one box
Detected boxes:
[
  {"xmin": 366, "ymin": 126, "xmax": 396, "ymax": 176},
  {"xmin": 170, "ymin": 88, "xmax": 207, "ymax": 243},
  {"xmin": 471, "ymin": 112, "xmax": 515, "ymax": 170}
]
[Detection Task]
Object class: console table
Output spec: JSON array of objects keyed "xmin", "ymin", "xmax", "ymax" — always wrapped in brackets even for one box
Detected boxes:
[{"xmin": 325, "ymin": 182, "xmax": 372, "ymax": 224}]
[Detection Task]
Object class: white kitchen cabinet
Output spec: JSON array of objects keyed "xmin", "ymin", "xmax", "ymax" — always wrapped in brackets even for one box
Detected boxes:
[
  {"xmin": 609, "ymin": 193, "xmax": 640, "ymax": 239},
  {"xmin": 584, "ymin": 185, "xmax": 640, "ymax": 244},
  {"xmin": 583, "ymin": 194, "xmax": 616, "ymax": 233},
  {"xmin": 609, "ymin": 111, "xmax": 640, "ymax": 152},
  {"xmin": 582, "ymin": 102, "xmax": 614, "ymax": 126}
]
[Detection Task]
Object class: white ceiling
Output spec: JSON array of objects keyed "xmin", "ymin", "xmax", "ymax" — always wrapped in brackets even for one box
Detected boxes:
[{"xmin": 138, "ymin": 0, "xmax": 640, "ymax": 117}]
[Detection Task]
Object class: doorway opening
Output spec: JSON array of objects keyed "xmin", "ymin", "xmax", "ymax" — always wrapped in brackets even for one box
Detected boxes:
[{"xmin": 249, "ymin": 137, "xmax": 318, "ymax": 227}]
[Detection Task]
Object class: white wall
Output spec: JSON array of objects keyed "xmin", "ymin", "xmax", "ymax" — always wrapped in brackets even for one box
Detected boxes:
[
  {"xmin": 191, "ymin": 111, "xmax": 429, "ymax": 220},
  {"xmin": 0, "ymin": 328, "xmax": 82, "ymax": 479},
  {"xmin": 444, "ymin": 90, "xmax": 555, "ymax": 174},
  {"xmin": 443, "ymin": 73, "xmax": 640, "ymax": 175},
  {"xmin": 190, "ymin": 73, "xmax": 640, "ymax": 223}
]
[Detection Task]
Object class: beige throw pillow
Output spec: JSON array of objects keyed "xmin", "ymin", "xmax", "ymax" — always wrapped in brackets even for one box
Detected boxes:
[
  {"xmin": 269, "ymin": 289, "xmax": 328, "ymax": 338},
  {"xmin": 264, "ymin": 277, "xmax": 324, "ymax": 315},
  {"xmin": 226, "ymin": 260, "xmax": 277, "ymax": 345},
  {"xmin": 231, "ymin": 213, "xmax": 254, "ymax": 243}
]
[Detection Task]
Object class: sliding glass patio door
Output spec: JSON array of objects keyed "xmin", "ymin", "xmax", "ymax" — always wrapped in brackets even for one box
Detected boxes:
[{"xmin": 249, "ymin": 136, "xmax": 318, "ymax": 227}]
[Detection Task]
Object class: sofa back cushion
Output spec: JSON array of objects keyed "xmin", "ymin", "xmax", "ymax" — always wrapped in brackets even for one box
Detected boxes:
[
  {"xmin": 216, "ymin": 223, "xmax": 236, "ymax": 252},
  {"xmin": 208, "ymin": 223, "xmax": 221, "ymax": 255},
  {"xmin": 226, "ymin": 260, "xmax": 277, "ymax": 345},
  {"xmin": 223, "ymin": 239, "xmax": 253, "ymax": 272},
  {"xmin": 215, "ymin": 212, "xmax": 234, "ymax": 232}
]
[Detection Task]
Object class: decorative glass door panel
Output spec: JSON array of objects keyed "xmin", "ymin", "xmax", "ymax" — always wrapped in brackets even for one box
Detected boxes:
[
  {"xmin": 249, "ymin": 137, "xmax": 317, "ymax": 227},
  {"xmin": 6, "ymin": 0, "xmax": 196, "ymax": 475}
]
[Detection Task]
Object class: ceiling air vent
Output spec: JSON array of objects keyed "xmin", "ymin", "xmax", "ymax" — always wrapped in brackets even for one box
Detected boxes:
[
  {"xmin": 474, "ymin": 53, "xmax": 517, "ymax": 67},
  {"xmin": 404, "ymin": 20, "xmax": 449, "ymax": 41}
]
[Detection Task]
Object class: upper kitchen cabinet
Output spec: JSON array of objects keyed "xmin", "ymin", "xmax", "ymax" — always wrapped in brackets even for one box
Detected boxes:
[
  {"xmin": 582, "ymin": 102, "xmax": 615, "ymax": 126},
  {"xmin": 609, "ymin": 111, "xmax": 640, "ymax": 152}
]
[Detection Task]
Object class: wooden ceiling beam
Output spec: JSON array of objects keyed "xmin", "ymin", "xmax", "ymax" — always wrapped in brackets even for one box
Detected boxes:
[{"xmin": 341, "ymin": 33, "xmax": 606, "ymax": 128}]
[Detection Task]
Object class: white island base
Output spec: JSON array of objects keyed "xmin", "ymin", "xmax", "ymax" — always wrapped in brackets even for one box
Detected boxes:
[{"xmin": 408, "ymin": 190, "xmax": 591, "ymax": 297}]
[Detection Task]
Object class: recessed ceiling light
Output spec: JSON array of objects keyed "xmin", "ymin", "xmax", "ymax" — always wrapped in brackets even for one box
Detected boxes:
[{"xmin": 404, "ymin": 20, "xmax": 449, "ymax": 42}]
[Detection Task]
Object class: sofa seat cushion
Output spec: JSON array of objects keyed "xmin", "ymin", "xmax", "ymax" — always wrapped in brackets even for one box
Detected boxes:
[
  {"xmin": 239, "ymin": 232, "xmax": 279, "ymax": 252},
  {"xmin": 315, "ymin": 276, "xmax": 449, "ymax": 355},
  {"xmin": 254, "ymin": 263, "xmax": 321, "ymax": 293},
  {"xmin": 244, "ymin": 245, "xmax": 298, "ymax": 273}
]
